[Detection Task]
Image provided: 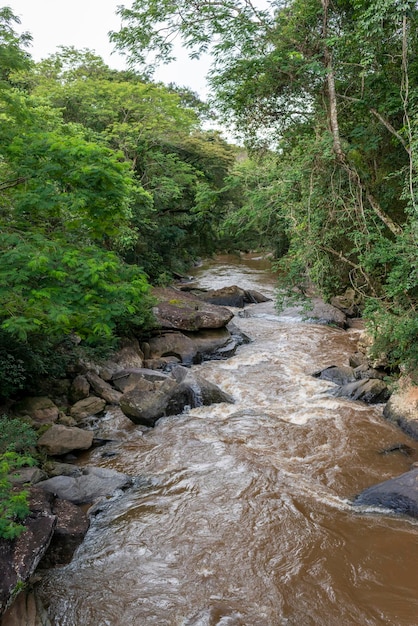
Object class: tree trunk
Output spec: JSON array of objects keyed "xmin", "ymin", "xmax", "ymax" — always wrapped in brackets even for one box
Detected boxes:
[{"xmin": 320, "ymin": 0, "xmax": 401, "ymax": 237}]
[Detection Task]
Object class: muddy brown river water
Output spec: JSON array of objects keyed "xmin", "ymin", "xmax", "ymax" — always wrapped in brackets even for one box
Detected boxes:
[{"xmin": 37, "ymin": 255, "xmax": 418, "ymax": 625}]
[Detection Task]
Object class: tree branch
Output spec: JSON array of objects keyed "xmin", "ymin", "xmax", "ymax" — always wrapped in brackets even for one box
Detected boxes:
[{"xmin": 0, "ymin": 176, "xmax": 27, "ymax": 191}]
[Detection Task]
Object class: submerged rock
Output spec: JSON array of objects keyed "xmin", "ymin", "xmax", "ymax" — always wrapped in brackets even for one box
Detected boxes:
[{"xmin": 353, "ymin": 468, "xmax": 418, "ymax": 518}]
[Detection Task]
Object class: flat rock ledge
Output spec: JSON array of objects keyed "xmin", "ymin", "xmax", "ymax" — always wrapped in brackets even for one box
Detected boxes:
[
  {"xmin": 152, "ymin": 286, "xmax": 234, "ymax": 331},
  {"xmin": 37, "ymin": 467, "xmax": 133, "ymax": 505},
  {"xmin": 353, "ymin": 468, "xmax": 418, "ymax": 518}
]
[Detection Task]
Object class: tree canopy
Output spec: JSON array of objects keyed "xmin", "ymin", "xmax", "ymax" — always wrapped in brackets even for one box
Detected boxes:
[{"xmin": 0, "ymin": 14, "xmax": 240, "ymax": 399}]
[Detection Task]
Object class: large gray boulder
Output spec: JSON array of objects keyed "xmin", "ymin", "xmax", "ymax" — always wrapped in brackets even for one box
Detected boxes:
[
  {"xmin": 305, "ymin": 299, "xmax": 347, "ymax": 328},
  {"xmin": 195, "ymin": 285, "xmax": 271, "ymax": 308},
  {"xmin": 37, "ymin": 425, "xmax": 94, "ymax": 456},
  {"xmin": 112, "ymin": 368, "xmax": 169, "ymax": 393},
  {"xmin": 146, "ymin": 331, "xmax": 198, "ymax": 366},
  {"xmin": 37, "ymin": 467, "xmax": 132, "ymax": 505},
  {"xmin": 120, "ymin": 368, "xmax": 234, "ymax": 427},
  {"xmin": 383, "ymin": 379, "xmax": 418, "ymax": 439},
  {"xmin": 120, "ymin": 378, "xmax": 179, "ymax": 426},
  {"xmin": 145, "ymin": 327, "xmax": 239, "ymax": 367},
  {"xmin": 183, "ymin": 327, "xmax": 238, "ymax": 360},
  {"xmin": 152, "ymin": 287, "xmax": 234, "ymax": 331},
  {"xmin": 313, "ymin": 365, "xmax": 356, "ymax": 386},
  {"xmin": 353, "ymin": 468, "xmax": 418, "ymax": 518},
  {"xmin": 168, "ymin": 367, "xmax": 234, "ymax": 413}
]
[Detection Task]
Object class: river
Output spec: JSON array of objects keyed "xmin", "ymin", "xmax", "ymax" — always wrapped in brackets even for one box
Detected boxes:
[{"xmin": 37, "ymin": 254, "xmax": 418, "ymax": 625}]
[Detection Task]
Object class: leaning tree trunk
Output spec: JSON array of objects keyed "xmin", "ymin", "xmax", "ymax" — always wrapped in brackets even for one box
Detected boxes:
[{"xmin": 320, "ymin": 0, "xmax": 402, "ymax": 237}]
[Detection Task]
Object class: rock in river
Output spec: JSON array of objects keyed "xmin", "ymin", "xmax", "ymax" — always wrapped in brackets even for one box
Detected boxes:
[
  {"xmin": 37, "ymin": 467, "xmax": 132, "ymax": 505},
  {"xmin": 120, "ymin": 367, "xmax": 234, "ymax": 427},
  {"xmin": 152, "ymin": 287, "xmax": 234, "ymax": 331},
  {"xmin": 353, "ymin": 468, "xmax": 418, "ymax": 518}
]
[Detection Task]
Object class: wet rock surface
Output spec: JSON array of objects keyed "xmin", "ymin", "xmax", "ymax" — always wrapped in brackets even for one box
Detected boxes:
[
  {"xmin": 40, "ymin": 498, "xmax": 89, "ymax": 568},
  {"xmin": 119, "ymin": 367, "xmax": 234, "ymax": 427},
  {"xmin": 193, "ymin": 285, "xmax": 271, "ymax": 308},
  {"xmin": 0, "ymin": 487, "xmax": 90, "ymax": 617},
  {"xmin": 332, "ymin": 378, "xmax": 391, "ymax": 404},
  {"xmin": 353, "ymin": 468, "xmax": 418, "ymax": 517}
]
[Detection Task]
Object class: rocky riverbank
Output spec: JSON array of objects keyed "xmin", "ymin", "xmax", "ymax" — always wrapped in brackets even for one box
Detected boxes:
[{"xmin": 0, "ymin": 284, "xmax": 262, "ymax": 617}]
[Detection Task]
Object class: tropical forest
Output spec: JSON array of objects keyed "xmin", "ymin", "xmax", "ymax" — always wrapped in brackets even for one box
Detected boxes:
[{"xmin": 2, "ymin": 1, "xmax": 418, "ymax": 623}]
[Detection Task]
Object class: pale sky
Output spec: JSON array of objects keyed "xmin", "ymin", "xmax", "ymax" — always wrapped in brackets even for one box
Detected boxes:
[{"xmin": 6, "ymin": 0, "xmax": 212, "ymax": 97}]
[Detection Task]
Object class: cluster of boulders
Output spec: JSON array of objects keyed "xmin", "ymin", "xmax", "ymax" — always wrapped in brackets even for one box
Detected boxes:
[
  {"xmin": 311, "ymin": 289, "xmax": 418, "ymax": 519},
  {"xmin": 0, "ymin": 285, "xmax": 260, "ymax": 617}
]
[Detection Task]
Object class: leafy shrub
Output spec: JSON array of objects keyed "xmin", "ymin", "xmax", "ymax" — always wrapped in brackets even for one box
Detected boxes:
[
  {"xmin": 0, "ymin": 451, "xmax": 36, "ymax": 540},
  {"xmin": 0, "ymin": 415, "xmax": 37, "ymax": 454}
]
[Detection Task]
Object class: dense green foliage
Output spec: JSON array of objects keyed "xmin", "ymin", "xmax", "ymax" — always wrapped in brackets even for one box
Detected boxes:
[
  {"xmin": 0, "ymin": 415, "xmax": 37, "ymax": 540},
  {"xmin": 113, "ymin": 0, "xmax": 418, "ymax": 372},
  {"xmin": 0, "ymin": 11, "xmax": 240, "ymax": 402},
  {"xmin": 0, "ymin": 451, "xmax": 35, "ymax": 539}
]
